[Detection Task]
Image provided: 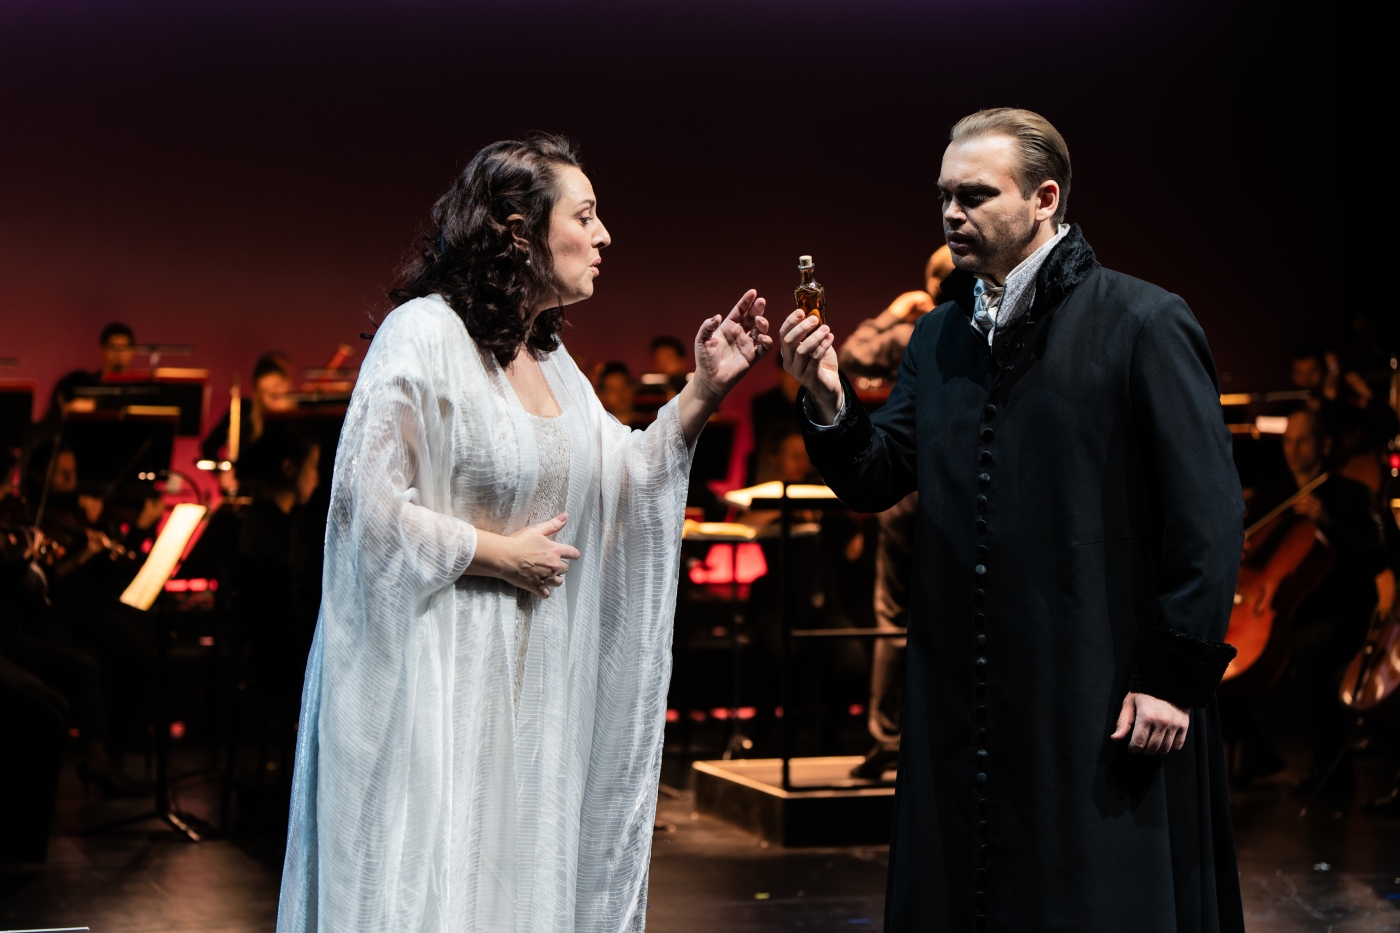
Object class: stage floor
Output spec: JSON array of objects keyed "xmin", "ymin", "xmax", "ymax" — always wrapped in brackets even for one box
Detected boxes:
[{"xmin": 1, "ymin": 747, "xmax": 1398, "ymax": 931}]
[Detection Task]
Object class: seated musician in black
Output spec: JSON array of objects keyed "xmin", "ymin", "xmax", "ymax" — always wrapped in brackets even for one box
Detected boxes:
[
  {"xmin": 1245, "ymin": 408, "xmax": 1388, "ymax": 794},
  {"xmin": 1, "ymin": 454, "xmax": 123, "ymax": 795},
  {"xmin": 201, "ymin": 351, "xmax": 297, "ymax": 464},
  {"xmin": 232, "ymin": 424, "xmax": 321, "ymax": 714},
  {"xmin": 25, "ymin": 443, "xmax": 159, "ymax": 792}
]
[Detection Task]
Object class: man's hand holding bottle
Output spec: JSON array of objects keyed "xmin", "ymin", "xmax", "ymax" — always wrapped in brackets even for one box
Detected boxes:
[{"xmin": 779, "ymin": 310, "xmax": 843, "ymax": 426}]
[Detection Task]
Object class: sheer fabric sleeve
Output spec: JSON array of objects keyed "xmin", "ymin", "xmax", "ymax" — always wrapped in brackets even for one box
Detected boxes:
[
  {"xmin": 575, "ymin": 391, "xmax": 694, "ymax": 932},
  {"xmin": 279, "ymin": 305, "xmax": 479, "ymax": 933},
  {"xmin": 335, "ymin": 370, "xmax": 478, "ymax": 605}
]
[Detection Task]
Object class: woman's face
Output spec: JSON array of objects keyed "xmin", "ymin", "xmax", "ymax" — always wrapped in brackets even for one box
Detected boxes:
[{"xmin": 544, "ymin": 166, "xmax": 610, "ymax": 308}]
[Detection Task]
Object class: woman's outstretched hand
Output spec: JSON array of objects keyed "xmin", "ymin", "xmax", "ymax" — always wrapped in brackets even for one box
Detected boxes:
[
  {"xmin": 691, "ymin": 289, "xmax": 771, "ymax": 405},
  {"xmin": 676, "ymin": 290, "xmax": 770, "ymax": 445},
  {"xmin": 464, "ymin": 512, "xmax": 581, "ymax": 598}
]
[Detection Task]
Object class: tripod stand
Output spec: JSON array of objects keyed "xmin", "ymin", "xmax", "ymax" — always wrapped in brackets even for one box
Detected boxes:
[{"xmin": 85, "ymin": 600, "xmax": 213, "ymax": 841}]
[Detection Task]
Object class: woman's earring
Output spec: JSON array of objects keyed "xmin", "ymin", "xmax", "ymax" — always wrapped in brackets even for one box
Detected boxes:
[{"xmin": 525, "ymin": 257, "xmax": 532, "ymax": 267}]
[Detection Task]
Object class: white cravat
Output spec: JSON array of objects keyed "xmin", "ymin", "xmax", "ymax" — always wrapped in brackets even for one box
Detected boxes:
[{"xmin": 971, "ymin": 223, "xmax": 1069, "ymax": 346}]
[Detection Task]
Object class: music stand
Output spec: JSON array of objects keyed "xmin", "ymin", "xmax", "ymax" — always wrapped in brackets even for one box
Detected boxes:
[
  {"xmin": 723, "ymin": 481, "xmax": 905, "ymax": 792},
  {"xmin": 87, "ymin": 504, "xmax": 211, "ymax": 841}
]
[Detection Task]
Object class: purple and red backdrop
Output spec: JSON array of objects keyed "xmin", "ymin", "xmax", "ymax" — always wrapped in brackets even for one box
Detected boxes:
[{"xmin": 0, "ymin": 0, "xmax": 1368, "ymax": 468}]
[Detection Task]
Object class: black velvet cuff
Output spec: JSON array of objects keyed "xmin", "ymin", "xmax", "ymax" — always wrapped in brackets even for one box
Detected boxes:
[
  {"xmin": 797, "ymin": 373, "xmax": 873, "ymax": 472},
  {"xmin": 1127, "ymin": 625, "xmax": 1237, "ymax": 708}
]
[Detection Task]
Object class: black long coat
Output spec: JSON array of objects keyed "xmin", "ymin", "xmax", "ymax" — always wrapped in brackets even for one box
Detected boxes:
[{"xmin": 802, "ymin": 227, "xmax": 1246, "ymax": 933}]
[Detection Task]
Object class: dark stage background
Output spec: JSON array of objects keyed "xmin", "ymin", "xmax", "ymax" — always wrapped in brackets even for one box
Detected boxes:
[{"xmin": 0, "ymin": 0, "xmax": 1379, "ymax": 430}]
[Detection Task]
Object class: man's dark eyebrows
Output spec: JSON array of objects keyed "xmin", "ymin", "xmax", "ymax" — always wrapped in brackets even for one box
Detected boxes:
[{"xmin": 943, "ymin": 181, "xmax": 999, "ymax": 196}]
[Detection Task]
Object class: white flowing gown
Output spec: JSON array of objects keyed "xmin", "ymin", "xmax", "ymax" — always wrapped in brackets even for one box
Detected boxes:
[{"xmin": 277, "ymin": 295, "xmax": 693, "ymax": 932}]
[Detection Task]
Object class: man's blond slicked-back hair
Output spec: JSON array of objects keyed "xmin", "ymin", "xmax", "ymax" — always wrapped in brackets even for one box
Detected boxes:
[{"xmin": 951, "ymin": 108, "xmax": 1071, "ymax": 223}]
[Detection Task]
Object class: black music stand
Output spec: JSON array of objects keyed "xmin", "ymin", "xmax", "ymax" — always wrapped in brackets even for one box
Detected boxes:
[
  {"xmin": 86, "ymin": 504, "xmax": 212, "ymax": 841},
  {"xmin": 724, "ymin": 482, "xmax": 907, "ymax": 792},
  {"xmin": 70, "ymin": 369, "xmax": 208, "ymax": 437}
]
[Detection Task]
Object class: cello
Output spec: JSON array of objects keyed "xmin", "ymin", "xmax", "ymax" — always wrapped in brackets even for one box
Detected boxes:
[
  {"xmin": 1339, "ymin": 570, "xmax": 1400, "ymax": 712},
  {"xmin": 1219, "ymin": 472, "xmax": 1334, "ymax": 697}
]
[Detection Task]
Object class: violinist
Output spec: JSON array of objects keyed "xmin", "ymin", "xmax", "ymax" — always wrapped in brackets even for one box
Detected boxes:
[
  {"xmin": 1234, "ymin": 409, "xmax": 1388, "ymax": 793},
  {"xmin": 26, "ymin": 443, "xmax": 158, "ymax": 792},
  {"xmin": 201, "ymin": 351, "xmax": 297, "ymax": 464},
  {"xmin": 1, "ymin": 453, "xmax": 122, "ymax": 795}
]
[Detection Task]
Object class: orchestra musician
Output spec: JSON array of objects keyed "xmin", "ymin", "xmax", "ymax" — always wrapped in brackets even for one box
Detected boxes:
[
  {"xmin": 594, "ymin": 360, "xmax": 638, "ymax": 426},
  {"xmin": 839, "ymin": 244, "xmax": 954, "ymax": 780},
  {"xmin": 42, "ymin": 322, "xmax": 136, "ymax": 424},
  {"xmin": 202, "ymin": 351, "xmax": 297, "ymax": 463},
  {"xmin": 24, "ymin": 442, "xmax": 158, "ymax": 793},
  {"xmin": 1228, "ymin": 408, "xmax": 1389, "ymax": 794},
  {"xmin": 230, "ymin": 423, "xmax": 323, "ymax": 788},
  {"xmin": 646, "ymin": 335, "xmax": 690, "ymax": 398},
  {"xmin": 745, "ymin": 357, "xmax": 801, "ymax": 485},
  {"xmin": 0, "ymin": 460, "xmax": 126, "ymax": 795}
]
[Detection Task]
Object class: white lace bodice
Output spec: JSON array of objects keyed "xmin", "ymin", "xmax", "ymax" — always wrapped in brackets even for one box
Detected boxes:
[{"xmin": 515, "ymin": 410, "xmax": 571, "ymax": 708}]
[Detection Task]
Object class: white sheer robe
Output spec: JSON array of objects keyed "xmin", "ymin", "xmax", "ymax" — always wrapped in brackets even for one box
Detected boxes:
[{"xmin": 277, "ymin": 295, "xmax": 693, "ymax": 932}]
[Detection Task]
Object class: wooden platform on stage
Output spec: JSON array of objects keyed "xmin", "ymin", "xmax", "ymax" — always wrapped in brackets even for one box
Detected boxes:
[{"xmin": 692, "ymin": 757, "xmax": 895, "ymax": 847}]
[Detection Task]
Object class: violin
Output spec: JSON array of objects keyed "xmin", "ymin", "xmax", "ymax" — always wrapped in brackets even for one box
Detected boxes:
[{"xmin": 1220, "ymin": 472, "xmax": 1335, "ymax": 697}]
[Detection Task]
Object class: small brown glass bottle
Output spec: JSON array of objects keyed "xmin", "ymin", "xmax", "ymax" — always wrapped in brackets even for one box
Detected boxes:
[{"xmin": 794, "ymin": 255, "xmax": 826, "ymax": 327}]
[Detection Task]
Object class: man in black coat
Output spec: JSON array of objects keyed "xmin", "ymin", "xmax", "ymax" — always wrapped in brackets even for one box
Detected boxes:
[{"xmin": 779, "ymin": 108, "xmax": 1245, "ymax": 932}]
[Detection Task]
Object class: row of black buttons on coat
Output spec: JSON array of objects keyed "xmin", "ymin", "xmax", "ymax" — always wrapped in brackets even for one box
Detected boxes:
[{"xmin": 973, "ymin": 401, "xmax": 996, "ymax": 930}]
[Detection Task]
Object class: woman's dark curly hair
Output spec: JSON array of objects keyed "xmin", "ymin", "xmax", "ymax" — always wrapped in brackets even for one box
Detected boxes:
[{"xmin": 388, "ymin": 134, "xmax": 582, "ymax": 367}]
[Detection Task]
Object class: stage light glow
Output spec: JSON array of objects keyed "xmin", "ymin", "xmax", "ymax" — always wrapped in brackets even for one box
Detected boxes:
[
  {"xmin": 665, "ymin": 709, "xmax": 680, "ymax": 723},
  {"xmin": 688, "ymin": 542, "xmax": 768, "ymax": 585}
]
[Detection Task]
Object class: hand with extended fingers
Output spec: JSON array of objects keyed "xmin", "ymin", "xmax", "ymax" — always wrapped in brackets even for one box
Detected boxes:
[
  {"xmin": 690, "ymin": 289, "xmax": 772, "ymax": 406},
  {"xmin": 778, "ymin": 308, "xmax": 843, "ymax": 424}
]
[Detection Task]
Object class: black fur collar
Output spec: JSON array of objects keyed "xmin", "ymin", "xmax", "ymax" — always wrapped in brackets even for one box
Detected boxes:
[{"xmin": 940, "ymin": 224, "xmax": 1100, "ymax": 355}]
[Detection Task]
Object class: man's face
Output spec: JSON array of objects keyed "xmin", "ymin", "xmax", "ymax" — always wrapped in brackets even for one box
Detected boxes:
[
  {"xmin": 598, "ymin": 373, "xmax": 635, "ymax": 420},
  {"xmin": 1291, "ymin": 357, "xmax": 1323, "ymax": 390},
  {"xmin": 101, "ymin": 335, "xmax": 133, "ymax": 374},
  {"xmin": 938, "ymin": 134, "xmax": 1056, "ymax": 283},
  {"xmin": 1282, "ymin": 412, "xmax": 1324, "ymax": 475}
]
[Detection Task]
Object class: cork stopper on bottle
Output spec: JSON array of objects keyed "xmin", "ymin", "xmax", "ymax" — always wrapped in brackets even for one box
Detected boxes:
[{"xmin": 798, "ymin": 255, "xmax": 814, "ymax": 270}]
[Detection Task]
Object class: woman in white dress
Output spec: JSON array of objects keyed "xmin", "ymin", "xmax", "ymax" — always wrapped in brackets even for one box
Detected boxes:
[{"xmin": 277, "ymin": 135, "xmax": 771, "ymax": 932}]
